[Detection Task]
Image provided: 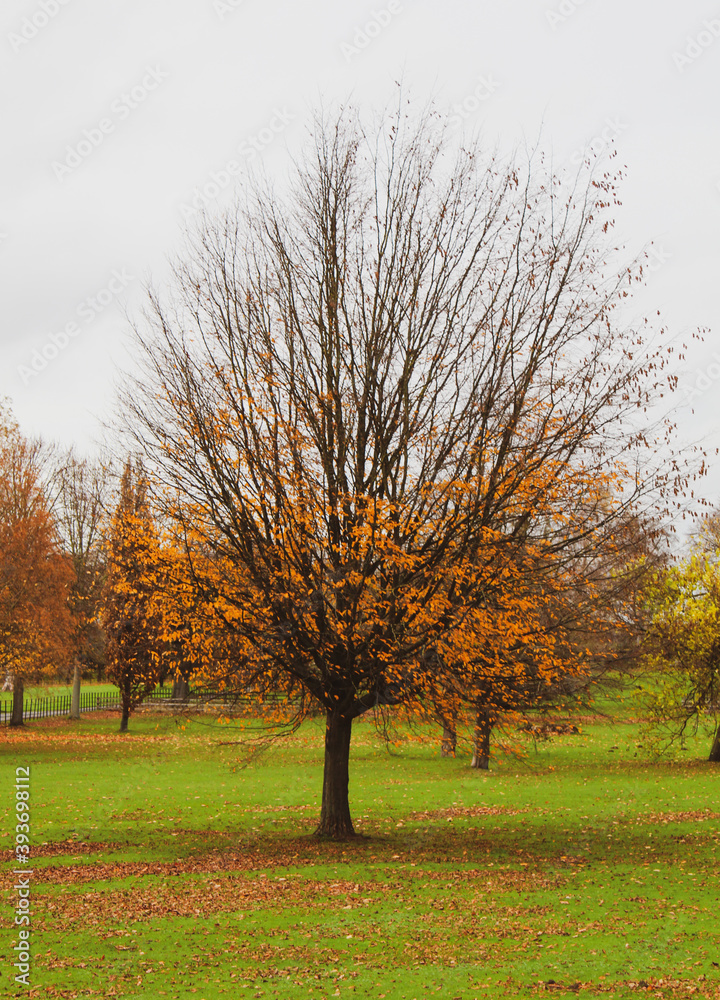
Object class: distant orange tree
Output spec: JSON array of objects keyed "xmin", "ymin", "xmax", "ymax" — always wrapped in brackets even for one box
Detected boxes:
[
  {"xmin": 0, "ymin": 413, "xmax": 75, "ymax": 725},
  {"xmin": 122, "ymin": 107, "xmax": 689, "ymax": 837},
  {"xmin": 427, "ymin": 506, "xmax": 663, "ymax": 767},
  {"xmin": 102, "ymin": 459, "xmax": 165, "ymax": 732}
]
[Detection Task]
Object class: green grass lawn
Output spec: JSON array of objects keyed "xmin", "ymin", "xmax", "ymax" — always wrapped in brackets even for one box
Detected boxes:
[{"xmin": 1, "ymin": 708, "xmax": 719, "ymax": 999}]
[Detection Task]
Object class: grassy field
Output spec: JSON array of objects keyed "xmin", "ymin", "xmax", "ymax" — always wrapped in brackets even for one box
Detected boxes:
[{"xmin": 1, "ymin": 707, "xmax": 719, "ymax": 1000}]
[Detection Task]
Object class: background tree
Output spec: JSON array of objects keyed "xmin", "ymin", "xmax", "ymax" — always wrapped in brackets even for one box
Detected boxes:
[
  {"xmin": 102, "ymin": 458, "xmax": 165, "ymax": 732},
  {"xmin": 423, "ymin": 537, "xmax": 582, "ymax": 769},
  {"xmin": 0, "ymin": 423, "xmax": 75, "ymax": 725},
  {"xmin": 641, "ymin": 549, "xmax": 720, "ymax": 761},
  {"xmin": 51, "ymin": 450, "xmax": 110, "ymax": 717},
  {"xmin": 450, "ymin": 504, "xmax": 665, "ymax": 768},
  {"xmin": 420, "ymin": 499, "xmax": 654, "ymax": 768},
  {"xmin": 123, "ymin": 106, "xmax": 686, "ymax": 837},
  {"xmin": 695, "ymin": 507, "xmax": 720, "ymax": 554}
]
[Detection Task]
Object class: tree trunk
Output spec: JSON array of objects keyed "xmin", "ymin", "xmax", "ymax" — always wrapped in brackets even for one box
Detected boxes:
[
  {"xmin": 10, "ymin": 676, "xmax": 24, "ymax": 728},
  {"xmin": 171, "ymin": 676, "xmax": 189, "ymax": 701},
  {"xmin": 709, "ymin": 723, "xmax": 720, "ymax": 762},
  {"xmin": 70, "ymin": 661, "xmax": 81, "ymax": 719},
  {"xmin": 316, "ymin": 708, "xmax": 355, "ymax": 839},
  {"xmin": 471, "ymin": 705, "xmax": 493, "ymax": 770},
  {"xmin": 120, "ymin": 702, "xmax": 130, "ymax": 732},
  {"xmin": 441, "ymin": 718, "xmax": 457, "ymax": 757}
]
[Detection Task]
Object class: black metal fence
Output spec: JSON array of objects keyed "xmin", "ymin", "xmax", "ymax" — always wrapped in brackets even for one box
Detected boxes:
[
  {"xmin": 0, "ymin": 689, "xmax": 125, "ymax": 725},
  {"xmin": 0, "ymin": 684, "xmax": 298, "ymax": 724}
]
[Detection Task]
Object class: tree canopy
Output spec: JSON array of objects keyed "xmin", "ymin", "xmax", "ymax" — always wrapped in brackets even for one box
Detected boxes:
[{"xmin": 121, "ymin": 107, "xmax": 685, "ymax": 836}]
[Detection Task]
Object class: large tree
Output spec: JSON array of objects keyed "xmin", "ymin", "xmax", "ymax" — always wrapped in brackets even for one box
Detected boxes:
[{"xmin": 122, "ymin": 106, "xmax": 685, "ymax": 837}]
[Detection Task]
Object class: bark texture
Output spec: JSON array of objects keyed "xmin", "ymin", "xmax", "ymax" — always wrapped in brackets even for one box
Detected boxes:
[
  {"xmin": 10, "ymin": 675, "xmax": 24, "ymax": 728},
  {"xmin": 441, "ymin": 722, "xmax": 457, "ymax": 757},
  {"xmin": 316, "ymin": 709, "xmax": 355, "ymax": 838},
  {"xmin": 471, "ymin": 705, "xmax": 493, "ymax": 770},
  {"xmin": 70, "ymin": 661, "xmax": 81, "ymax": 719},
  {"xmin": 171, "ymin": 677, "xmax": 190, "ymax": 701},
  {"xmin": 709, "ymin": 723, "xmax": 720, "ymax": 762}
]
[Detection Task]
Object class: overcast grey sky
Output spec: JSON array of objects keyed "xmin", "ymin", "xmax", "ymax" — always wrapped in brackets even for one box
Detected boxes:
[{"xmin": 2, "ymin": 0, "xmax": 719, "ymax": 502}]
